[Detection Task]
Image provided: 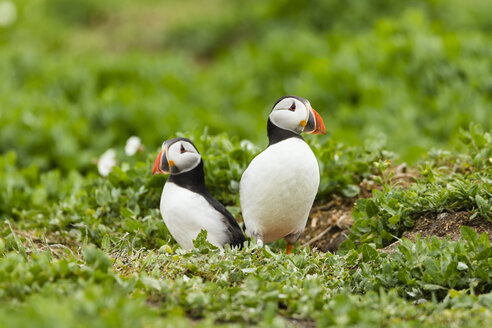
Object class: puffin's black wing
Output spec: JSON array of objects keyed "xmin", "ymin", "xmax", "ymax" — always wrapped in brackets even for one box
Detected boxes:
[{"xmin": 200, "ymin": 189, "xmax": 246, "ymax": 248}]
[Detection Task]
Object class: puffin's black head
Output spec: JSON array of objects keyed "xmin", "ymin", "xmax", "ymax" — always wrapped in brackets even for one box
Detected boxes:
[
  {"xmin": 269, "ymin": 95, "xmax": 325, "ymax": 135},
  {"xmin": 152, "ymin": 138, "xmax": 201, "ymax": 175}
]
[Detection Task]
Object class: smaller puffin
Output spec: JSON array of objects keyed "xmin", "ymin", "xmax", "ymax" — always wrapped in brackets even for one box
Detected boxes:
[
  {"xmin": 240, "ymin": 95, "xmax": 325, "ymax": 254},
  {"xmin": 152, "ymin": 138, "xmax": 246, "ymax": 250}
]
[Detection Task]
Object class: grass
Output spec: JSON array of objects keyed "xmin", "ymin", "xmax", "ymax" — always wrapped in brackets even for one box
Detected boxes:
[
  {"xmin": 1, "ymin": 229, "xmax": 491, "ymax": 327},
  {"xmin": 1, "ymin": 125, "xmax": 491, "ymax": 327}
]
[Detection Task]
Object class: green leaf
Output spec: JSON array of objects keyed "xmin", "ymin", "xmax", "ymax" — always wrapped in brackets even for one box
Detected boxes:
[
  {"xmin": 95, "ymin": 188, "xmax": 111, "ymax": 206},
  {"xmin": 120, "ymin": 207, "xmax": 135, "ymax": 219},
  {"xmin": 388, "ymin": 214, "xmax": 401, "ymax": 226},
  {"xmin": 146, "ymin": 174, "xmax": 167, "ymax": 189},
  {"xmin": 108, "ymin": 166, "xmax": 133, "ymax": 188},
  {"xmin": 422, "ymin": 284, "xmax": 446, "ymax": 291},
  {"xmin": 344, "ymin": 249, "xmax": 359, "ymax": 265},
  {"xmin": 361, "ymin": 244, "xmax": 379, "ymax": 262},
  {"xmin": 337, "ymin": 239, "xmax": 356, "ymax": 256},
  {"xmin": 192, "ymin": 230, "xmax": 218, "ymax": 252},
  {"xmin": 365, "ymin": 199, "xmax": 379, "ymax": 218},
  {"xmin": 473, "ymin": 247, "xmax": 492, "ymax": 261},
  {"xmin": 82, "ymin": 246, "xmax": 112, "ymax": 272},
  {"xmin": 460, "ymin": 226, "xmax": 478, "ymax": 246},
  {"xmin": 342, "ymin": 184, "xmax": 360, "ymax": 197},
  {"xmin": 122, "ymin": 218, "xmax": 143, "ymax": 232}
]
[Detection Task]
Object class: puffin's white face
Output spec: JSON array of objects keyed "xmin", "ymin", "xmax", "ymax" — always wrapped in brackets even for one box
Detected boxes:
[
  {"xmin": 269, "ymin": 97, "xmax": 310, "ymax": 134},
  {"xmin": 269, "ymin": 96, "xmax": 325, "ymax": 135},
  {"xmin": 152, "ymin": 139, "xmax": 201, "ymax": 175}
]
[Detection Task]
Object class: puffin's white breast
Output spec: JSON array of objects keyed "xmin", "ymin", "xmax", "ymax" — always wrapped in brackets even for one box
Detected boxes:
[
  {"xmin": 160, "ymin": 182, "xmax": 228, "ymax": 250},
  {"xmin": 239, "ymin": 138, "xmax": 319, "ymax": 243}
]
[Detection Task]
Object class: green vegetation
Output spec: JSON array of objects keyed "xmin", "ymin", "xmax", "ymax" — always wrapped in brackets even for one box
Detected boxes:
[
  {"xmin": 348, "ymin": 124, "xmax": 492, "ymax": 247},
  {"xmin": 1, "ymin": 227, "xmax": 491, "ymax": 327},
  {"xmin": 1, "ymin": 0, "xmax": 492, "ymax": 326}
]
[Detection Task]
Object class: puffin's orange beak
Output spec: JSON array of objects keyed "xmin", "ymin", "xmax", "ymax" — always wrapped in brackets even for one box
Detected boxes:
[
  {"xmin": 152, "ymin": 149, "xmax": 170, "ymax": 175},
  {"xmin": 152, "ymin": 150, "xmax": 163, "ymax": 175},
  {"xmin": 304, "ymin": 108, "xmax": 325, "ymax": 135}
]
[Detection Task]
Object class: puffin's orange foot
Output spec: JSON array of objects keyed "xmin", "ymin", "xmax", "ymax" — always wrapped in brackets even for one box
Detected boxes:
[{"xmin": 286, "ymin": 243, "xmax": 293, "ymax": 255}]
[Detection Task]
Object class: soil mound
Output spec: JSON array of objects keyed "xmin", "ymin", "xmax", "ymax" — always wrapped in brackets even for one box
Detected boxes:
[{"xmin": 383, "ymin": 211, "xmax": 492, "ymax": 254}]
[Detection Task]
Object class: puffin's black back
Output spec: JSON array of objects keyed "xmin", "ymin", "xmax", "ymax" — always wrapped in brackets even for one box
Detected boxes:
[{"xmin": 168, "ymin": 160, "xmax": 246, "ymax": 248}]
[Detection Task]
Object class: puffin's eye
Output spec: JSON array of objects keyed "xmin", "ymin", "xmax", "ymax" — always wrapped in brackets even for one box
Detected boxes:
[
  {"xmin": 180, "ymin": 144, "xmax": 186, "ymax": 154},
  {"xmin": 289, "ymin": 102, "xmax": 296, "ymax": 111}
]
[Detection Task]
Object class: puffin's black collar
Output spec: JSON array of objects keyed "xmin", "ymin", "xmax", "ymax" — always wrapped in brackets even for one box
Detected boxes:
[
  {"xmin": 267, "ymin": 118, "xmax": 304, "ymax": 147},
  {"xmin": 167, "ymin": 160, "xmax": 206, "ymax": 192}
]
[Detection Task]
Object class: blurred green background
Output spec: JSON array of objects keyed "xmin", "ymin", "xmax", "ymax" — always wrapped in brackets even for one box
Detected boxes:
[{"xmin": 1, "ymin": 0, "xmax": 491, "ymax": 172}]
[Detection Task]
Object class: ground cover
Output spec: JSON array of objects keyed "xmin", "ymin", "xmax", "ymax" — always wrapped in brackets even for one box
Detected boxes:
[
  {"xmin": 1, "ymin": 0, "xmax": 491, "ymax": 326},
  {"xmin": 1, "ymin": 125, "xmax": 491, "ymax": 327}
]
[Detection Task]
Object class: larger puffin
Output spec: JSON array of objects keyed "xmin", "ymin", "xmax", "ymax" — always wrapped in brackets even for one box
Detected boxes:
[
  {"xmin": 240, "ymin": 95, "xmax": 325, "ymax": 254},
  {"xmin": 152, "ymin": 138, "xmax": 246, "ymax": 250}
]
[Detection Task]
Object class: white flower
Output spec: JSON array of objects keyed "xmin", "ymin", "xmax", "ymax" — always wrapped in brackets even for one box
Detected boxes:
[
  {"xmin": 0, "ymin": 1, "xmax": 17, "ymax": 27},
  {"xmin": 124, "ymin": 136, "xmax": 143, "ymax": 156},
  {"xmin": 240, "ymin": 140, "xmax": 258, "ymax": 153},
  {"xmin": 98, "ymin": 149, "xmax": 117, "ymax": 176}
]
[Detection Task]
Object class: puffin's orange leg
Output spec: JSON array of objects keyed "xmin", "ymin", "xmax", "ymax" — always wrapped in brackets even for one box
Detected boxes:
[{"xmin": 286, "ymin": 243, "xmax": 293, "ymax": 255}]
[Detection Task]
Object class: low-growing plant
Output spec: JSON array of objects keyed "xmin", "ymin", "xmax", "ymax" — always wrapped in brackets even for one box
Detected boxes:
[
  {"xmin": 345, "ymin": 124, "xmax": 492, "ymax": 248},
  {"xmin": 1, "ymin": 228, "xmax": 491, "ymax": 327},
  {"xmin": 1, "ymin": 1, "xmax": 492, "ymax": 325}
]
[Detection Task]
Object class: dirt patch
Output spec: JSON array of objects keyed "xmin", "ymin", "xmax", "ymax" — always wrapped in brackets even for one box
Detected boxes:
[
  {"xmin": 298, "ymin": 196, "xmax": 354, "ymax": 253},
  {"xmin": 383, "ymin": 211, "xmax": 492, "ymax": 254}
]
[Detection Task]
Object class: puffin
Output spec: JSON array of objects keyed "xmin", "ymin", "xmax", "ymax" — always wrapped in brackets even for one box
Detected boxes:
[
  {"xmin": 152, "ymin": 137, "xmax": 246, "ymax": 251},
  {"xmin": 239, "ymin": 95, "xmax": 325, "ymax": 254}
]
